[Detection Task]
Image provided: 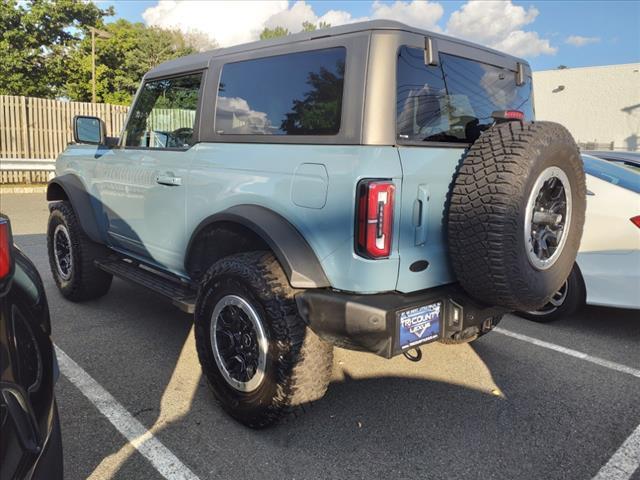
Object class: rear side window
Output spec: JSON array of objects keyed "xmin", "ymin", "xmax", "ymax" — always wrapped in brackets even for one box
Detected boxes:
[
  {"xmin": 215, "ymin": 47, "xmax": 345, "ymax": 135},
  {"xmin": 397, "ymin": 47, "xmax": 534, "ymax": 144}
]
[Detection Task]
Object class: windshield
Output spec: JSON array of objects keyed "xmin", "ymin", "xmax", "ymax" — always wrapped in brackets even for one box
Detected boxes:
[
  {"xmin": 582, "ymin": 154, "xmax": 640, "ymax": 194},
  {"xmin": 397, "ymin": 47, "xmax": 534, "ymax": 144}
]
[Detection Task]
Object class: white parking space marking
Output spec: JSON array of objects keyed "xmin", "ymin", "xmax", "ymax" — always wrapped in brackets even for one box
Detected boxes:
[
  {"xmin": 495, "ymin": 328, "xmax": 640, "ymax": 479},
  {"xmin": 592, "ymin": 423, "xmax": 640, "ymax": 480},
  {"xmin": 494, "ymin": 328, "xmax": 640, "ymax": 378},
  {"xmin": 55, "ymin": 346, "xmax": 200, "ymax": 480}
]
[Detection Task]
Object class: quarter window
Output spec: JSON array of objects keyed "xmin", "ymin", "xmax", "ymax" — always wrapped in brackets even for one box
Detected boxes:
[
  {"xmin": 215, "ymin": 47, "xmax": 345, "ymax": 135},
  {"xmin": 123, "ymin": 73, "xmax": 202, "ymax": 148}
]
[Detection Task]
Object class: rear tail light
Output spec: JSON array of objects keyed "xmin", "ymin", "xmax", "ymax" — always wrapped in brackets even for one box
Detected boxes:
[
  {"xmin": 0, "ymin": 218, "xmax": 12, "ymax": 280},
  {"xmin": 355, "ymin": 180, "xmax": 395, "ymax": 259},
  {"xmin": 631, "ymin": 216, "xmax": 640, "ymax": 229}
]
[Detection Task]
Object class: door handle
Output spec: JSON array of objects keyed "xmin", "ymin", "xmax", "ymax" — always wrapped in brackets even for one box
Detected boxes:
[
  {"xmin": 414, "ymin": 185, "xmax": 430, "ymax": 246},
  {"xmin": 156, "ymin": 174, "xmax": 182, "ymax": 186}
]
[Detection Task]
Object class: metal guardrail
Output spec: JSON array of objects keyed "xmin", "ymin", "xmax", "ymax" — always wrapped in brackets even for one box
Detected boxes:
[
  {"xmin": 1, "ymin": 158, "xmax": 55, "ymax": 184},
  {"xmin": 0, "ymin": 158, "xmax": 56, "ymax": 171}
]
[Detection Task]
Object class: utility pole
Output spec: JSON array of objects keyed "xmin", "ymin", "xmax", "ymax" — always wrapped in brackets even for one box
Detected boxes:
[{"xmin": 88, "ymin": 26, "xmax": 113, "ymax": 104}]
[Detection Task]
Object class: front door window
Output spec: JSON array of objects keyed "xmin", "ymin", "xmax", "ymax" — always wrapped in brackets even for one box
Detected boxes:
[{"xmin": 123, "ymin": 73, "xmax": 202, "ymax": 149}]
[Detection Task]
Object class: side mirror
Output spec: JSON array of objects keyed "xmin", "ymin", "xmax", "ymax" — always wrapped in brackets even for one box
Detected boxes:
[{"xmin": 73, "ymin": 115, "xmax": 106, "ymax": 145}]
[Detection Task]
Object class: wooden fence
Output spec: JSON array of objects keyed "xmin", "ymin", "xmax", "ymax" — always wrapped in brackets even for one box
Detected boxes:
[{"xmin": 0, "ymin": 95, "xmax": 129, "ymax": 160}]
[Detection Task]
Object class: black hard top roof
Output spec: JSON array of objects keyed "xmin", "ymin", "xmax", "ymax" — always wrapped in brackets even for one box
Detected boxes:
[{"xmin": 145, "ymin": 19, "xmax": 529, "ymax": 79}]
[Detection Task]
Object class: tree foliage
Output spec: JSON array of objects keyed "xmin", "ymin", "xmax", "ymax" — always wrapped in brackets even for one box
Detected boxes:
[
  {"xmin": 0, "ymin": 0, "xmax": 112, "ymax": 97},
  {"xmin": 0, "ymin": 1, "xmax": 217, "ymax": 104},
  {"xmin": 281, "ymin": 60, "xmax": 344, "ymax": 134},
  {"xmin": 260, "ymin": 26, "xmax": 290, "ymax": 40},
  {"xmin": 261, "ymin": 21, "xmax": 331, "ymax": 40},
  {"xmin": 64, "ymin": 20, "xmax": 216, "ymax": 105}
]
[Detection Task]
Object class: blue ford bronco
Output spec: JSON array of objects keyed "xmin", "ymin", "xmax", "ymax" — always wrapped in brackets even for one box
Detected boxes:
[{"xmin": 46, "ymin": 21, "xmax": 586, "ymax": 427}]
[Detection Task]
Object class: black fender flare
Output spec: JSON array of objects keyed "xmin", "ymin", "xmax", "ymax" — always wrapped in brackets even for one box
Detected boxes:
[
  {"xmin": 186, "ymin": 205, "xmax": 330, "ymax": 289},
  {"xmin": 47, "ymin": 174, "xmax": 103, "ymax": 243}
]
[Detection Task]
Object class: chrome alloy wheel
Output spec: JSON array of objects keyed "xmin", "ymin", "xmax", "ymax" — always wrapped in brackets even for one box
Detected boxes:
[
  {"xmin": 524, "ymin": 167, "xmax": 572, "ymax": 270},
  {"xmin": 525, "ymin": 280, "xmax": 568, "ymax": 316},
  {"xmin": 210, "ymin": 295, "xmax": 268, "ymax": 393},
  {"xmin": 53, "ymin": 224, "xmax": 73, "ymax": 281}
]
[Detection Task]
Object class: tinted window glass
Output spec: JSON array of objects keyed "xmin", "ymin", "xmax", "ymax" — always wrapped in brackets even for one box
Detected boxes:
[
  {"xmin": 215, "ymin": 47, "xmax": 345, "ymax": 135},
  {"xmin": 582, "ymin": 154, "xmax": 640, "ymax": 194},
  {"xmin": 124, "ymin": 73, "xmax": 202, "ymax": 148},
  {"xmin": 397, "ymin": 47, "xmax": 534, "ymax": 143}
]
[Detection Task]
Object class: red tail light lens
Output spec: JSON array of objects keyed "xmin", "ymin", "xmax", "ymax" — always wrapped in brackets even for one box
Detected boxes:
[
  {"xmin": 631, "ymin": 216, "xmax": 640, "ymax": 229},
  {"xmin": 0, "ymin": 218, "xmax": 11, "ymax": 280},
  {"xmin": 356, "ymin": 180, "xmax": 395, "ymax": 259}
]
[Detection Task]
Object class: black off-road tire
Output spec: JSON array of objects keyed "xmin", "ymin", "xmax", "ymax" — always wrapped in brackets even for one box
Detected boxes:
[
  {"xmin": 518, "ymin": 264, "xmax": 585, "ymax": 322},
  {"xmin": 194, "ymin": 251, "xmax": 333, "ymax": 428},
  {"xmin": 47, "ymin": 201, "xmax": 112, "ymax": 301},
  {"xmin": 447, "ymin": 121, "xmax": 586, "ymax": 311}
]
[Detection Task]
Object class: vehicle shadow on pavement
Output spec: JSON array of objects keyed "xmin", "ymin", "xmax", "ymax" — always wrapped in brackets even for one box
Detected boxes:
[
  {"xmin": 13, "ymin": 231, "xmax": 638, "ymax": 480},
  {"xmin": 95, "ymin": 334, "xmax": 640, "ymax": 480}
]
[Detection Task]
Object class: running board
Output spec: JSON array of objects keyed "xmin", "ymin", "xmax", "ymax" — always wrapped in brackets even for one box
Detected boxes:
[{"xmin": 95, "ymin": 257, "xmax": 196, "ymax": 314}]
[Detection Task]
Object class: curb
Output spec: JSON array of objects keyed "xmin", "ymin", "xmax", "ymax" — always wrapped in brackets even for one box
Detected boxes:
[{"xmin": 0, "ymin": 186, "xmax": 47, "ymax": 194}]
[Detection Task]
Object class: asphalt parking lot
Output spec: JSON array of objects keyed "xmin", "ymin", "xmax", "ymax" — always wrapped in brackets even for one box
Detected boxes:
[{"xmin": 2, "ymin": 191, "xmax": 639, "ymax": 480}]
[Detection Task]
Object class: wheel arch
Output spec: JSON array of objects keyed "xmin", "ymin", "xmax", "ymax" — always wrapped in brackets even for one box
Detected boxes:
[
  {"xmin": 185, "ymin": 205, "xmax": 330, "ymax": 289},
  {"xmin": 47, "ymin": 174, "xmax": 103, "ymax": 243}
]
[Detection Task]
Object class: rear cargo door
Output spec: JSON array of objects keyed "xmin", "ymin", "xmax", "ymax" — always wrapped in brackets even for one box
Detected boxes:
[
  {"xmin": 396, "ymin": 146, "xmax": 464, "ymax": 292},
  {"xmin": 394, "ymin": 46, "xmax": 534, "ymax": 292}
]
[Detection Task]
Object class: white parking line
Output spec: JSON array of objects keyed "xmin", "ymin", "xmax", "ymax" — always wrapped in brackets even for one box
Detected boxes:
[
  {"xmin": 494, "ymin": 327, "xmax": 640, "ymax": 378},
  {"xmin": 494, "ymin": 327, "xmax": 640, "ymax": 479},
  {"xmin": 55, "ymin": 346, "xmax": 200, "ymax": 480},
  {"xmin": 592, "ymin": 423, "xmax": 640, "ymax": 480}
]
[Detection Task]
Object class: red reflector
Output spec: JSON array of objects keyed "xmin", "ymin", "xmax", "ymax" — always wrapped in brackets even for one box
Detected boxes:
[
  {"xmin": 356, "ymin": 180, "xmax": 395, "ymax": 258},
  {"xmin": 0, "ymin": 220, "xmax": 11, "ymax": 279},
  {"xmin": 631, "ymin": 216, "xmax": 640, "ymax": 229},
  {"xmin": 491, "ymin": 110, "xmax": 525, "ymax": 121}
]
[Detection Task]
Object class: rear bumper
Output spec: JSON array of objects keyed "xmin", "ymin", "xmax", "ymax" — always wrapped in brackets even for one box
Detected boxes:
[{"xmin": 296, "ymin": 284, "xmax": 507, "ymax": 358}]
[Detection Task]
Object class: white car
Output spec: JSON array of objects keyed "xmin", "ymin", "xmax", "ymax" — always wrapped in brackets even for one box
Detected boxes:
[{"xmin": 521, "ymin": 153, "xmax": 640, "ymax": 322}]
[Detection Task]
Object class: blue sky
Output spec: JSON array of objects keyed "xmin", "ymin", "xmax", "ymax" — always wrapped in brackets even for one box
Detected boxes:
[{"xmin": 101, "ymin": 0, "xmax": 640, "ymax": 71}]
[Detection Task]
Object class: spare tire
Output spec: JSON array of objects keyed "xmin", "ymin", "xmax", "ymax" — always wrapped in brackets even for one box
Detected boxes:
[{"xmin": 447, "ymin": 121, "xmax": 586, "ymax": 311}]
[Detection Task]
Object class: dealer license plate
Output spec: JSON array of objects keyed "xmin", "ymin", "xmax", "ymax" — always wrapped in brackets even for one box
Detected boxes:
[{"xmin": 398, "ymin": 302, "xmax": 441, "ymax": 350}]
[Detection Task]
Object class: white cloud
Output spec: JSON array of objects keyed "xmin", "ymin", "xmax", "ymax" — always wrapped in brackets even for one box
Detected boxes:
[
  {"xmin": 446, "ymin": 0, "xmax": 557, "ymax": 57},
  {"xmin": 565, "ymin": 35, "xmax": 600, "ymax": 47},
  {"xmin": 371, "ymin": 1, "xmax": 444, "ymax": 31},
  {"xmin": 141, "ymin": 0, "xmax": 556, "ymax": 58},
  {"xmin": 264, "ymin": 1, "xmax": 366, "ymax": 31},
  {"xmin": 264, "ymin": 1, "xmax": 316, "ymax": 31},
  {"xmin": 142, "ymin": 0, "xmax": 288, "ymax": 47}
]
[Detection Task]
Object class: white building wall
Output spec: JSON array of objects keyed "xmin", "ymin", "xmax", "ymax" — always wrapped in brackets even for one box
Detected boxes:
[{"xmin": 532, "ymin": 63, "xmax": 640, "ymax": 151}]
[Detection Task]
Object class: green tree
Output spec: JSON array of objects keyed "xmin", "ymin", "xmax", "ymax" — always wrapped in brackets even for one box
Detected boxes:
[
  {"xmin": 0, "ymin": 0, "xmax": 113, "ymax": 97},
  {"xmin": 259, "ymin": 26, "xmax": 289, "ymax": 40},
  {"xmin": 64, "ymin": 20, "xmax": 217, "ymax": 105},
  {"xmin": 261, "ymin": 22, "xmax": 331, "ymax": 40},
  {"xmin": 301, "ymin": 21, "xmax": 331, "ymax": 32},
  {"xmin": 281, "ymin": 59, "xmax": 344, "ymax": 134}
]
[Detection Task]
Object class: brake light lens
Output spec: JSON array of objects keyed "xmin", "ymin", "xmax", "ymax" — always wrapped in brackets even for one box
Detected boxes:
[
  {"xmin": 0, "ymin": 219, "xmax": 11, "ymax": 279},
  {"xmin": 631, "ymin": 216, "xmax": 640, "ymax": 229},
  {"xmin": 356, "ymin": 180, "xmax": 395, "ymax": 258},
  {"xmin": 491, "ymin": 110, "xmax": 525, "ymax": 121}
]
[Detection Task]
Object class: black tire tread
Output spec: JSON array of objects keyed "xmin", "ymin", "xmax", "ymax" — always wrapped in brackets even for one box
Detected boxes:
[
  {"xmin": 47, "ymin": 201, "xmax": 112, "ymax": 301},
  {"xmin": 194, "ymin": 251, "xmax": 333, "ymax": 428},
  {"xmin": 447, "ymin": 121, "xmax": 585, "ymax": 310}
]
